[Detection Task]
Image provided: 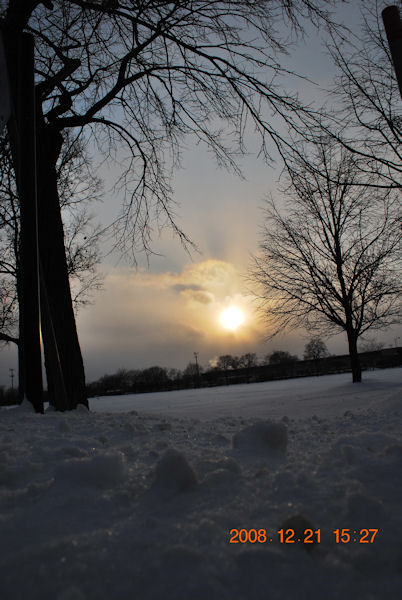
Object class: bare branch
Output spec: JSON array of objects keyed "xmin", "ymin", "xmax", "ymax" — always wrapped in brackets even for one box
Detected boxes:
[
  {"xmin": 14, "ymin": 0, "xmax": 347, "ymax": 258},
  {"xmin": 249, "ymin": 140, "xmax": 401, "ymax": 383}
]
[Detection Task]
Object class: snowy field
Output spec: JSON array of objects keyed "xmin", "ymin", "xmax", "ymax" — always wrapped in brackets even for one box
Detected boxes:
[
  {"xmin": 0, "ymin": 368, "xmax": 401, "ymax": 600},
  {"xmin": 91, "ymin": 368, "xmax": 402, "ymax": 420}
]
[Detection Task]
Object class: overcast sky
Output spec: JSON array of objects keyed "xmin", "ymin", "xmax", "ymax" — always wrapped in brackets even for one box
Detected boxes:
[{"xmin": 1, "ymin": 1, "xmax": 401, "ymax": 388}]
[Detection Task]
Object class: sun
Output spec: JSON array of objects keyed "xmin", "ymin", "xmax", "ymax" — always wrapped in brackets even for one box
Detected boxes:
[{"xmin": 219, "ymin": 306, "xmax": 245, "ymax": 331}]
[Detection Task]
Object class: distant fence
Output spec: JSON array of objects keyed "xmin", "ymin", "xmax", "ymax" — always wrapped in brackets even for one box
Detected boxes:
[
  {"xmin": 81, "ymin": 347, "xmax": 402, "ymax": 399},
  {"xmin": 200, "ymin": 347, "xmax": 402, "ymax": 388}
]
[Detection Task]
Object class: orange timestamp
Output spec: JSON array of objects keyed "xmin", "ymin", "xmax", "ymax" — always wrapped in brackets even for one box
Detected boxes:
[{"xmin": 229, "ymin": 528, "xmax": 379, "ymax": 545}]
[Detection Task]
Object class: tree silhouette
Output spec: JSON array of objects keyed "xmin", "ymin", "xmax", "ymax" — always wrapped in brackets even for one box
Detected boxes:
[
  {"xmin": 268, "ymin": 350, "xmax": 298, "ymax": 365},
  {"xmin": 0, "ymin": 133, "xmax": 103, "ymax": 399},
  {"xmin": 306, "ymin": 1, "xmax": 402, "ymax": 191},
  {"xmin": 2, "ymin": 0, "xmax": 342, "ymax": 409},
  {"xmin": 303, "ymin": 337, "xmax": 329, "ymax": 361},
  {"xmin": 251, "ymin": 142, "xmax": 401, "ymax": 382}
]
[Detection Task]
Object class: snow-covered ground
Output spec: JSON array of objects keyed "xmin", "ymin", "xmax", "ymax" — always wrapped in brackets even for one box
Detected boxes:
[
  {"xmin": 91, "ymin": 368, "xmax": 402, "ymax": 420},
  {"xmin": 0, "ymin": 368, "xmax": 401, "ymax": 600}
]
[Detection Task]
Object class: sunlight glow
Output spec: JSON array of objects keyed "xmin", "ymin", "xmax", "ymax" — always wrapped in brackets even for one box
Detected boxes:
[{"xmin": 219, "ymin": 306, "xmax": 245, "ymax": 331}]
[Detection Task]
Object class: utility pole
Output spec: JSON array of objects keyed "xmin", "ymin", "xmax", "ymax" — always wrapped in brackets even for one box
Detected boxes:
[
  {"xmin": 193, "ymin": 352, "xmax": 200, "ymax": 374},
  {"xmin": 9, "ymin": 368, "xmax": 14, "ymax": 389},
  {"xmin": 193, "ymin": 351, "xmax": 200, "ymax": 386}
]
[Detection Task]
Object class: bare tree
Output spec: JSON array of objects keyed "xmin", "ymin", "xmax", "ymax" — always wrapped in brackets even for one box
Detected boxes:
[
  {"xmin": 303, "ymin": 337, "xmax": 329, "ymax": 361},
  {"xmin": 268, "ymin": 350, "xmax": 298, "ymax": 365},
  {"xmin": 0, "ymin": 132, "xmax": 103, "ymax": 399},
  {"xmin": 0, "ymin": 278, "xmax": 19, "ymax": 346},
  {"xmin": 216, "ymin": 355, "xmax": 239, "ymax": 371},
  {"xmin": 238, "ymin": 353, "xmax": 258, "ymax": 369},
  {"xmin": 250, "ymin": 142, "xmax": 402, "ymax": 382},
  {"xmin": 2, "ymin": 0, "xmax": 343, "ymax": 410},
  {"xmin": 305, "ymin": 0, "xmax": 402, "ymax": 190}
]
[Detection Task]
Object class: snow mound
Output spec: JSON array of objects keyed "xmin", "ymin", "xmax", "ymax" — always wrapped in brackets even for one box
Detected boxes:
[
  {"xmin": 74, "ymin": 403, "xmax": 90, "ymax": 414},
  {"xmin": 345, "ymin": 491, "xmax": 383, "ymax": 521},
  {"xmin": 18, "ymin": 398, "xmax": 36, "ymax": 413},
  {"xmin": 202, "ymin": 467, "xmax": 240, "ymax": 488},
  {"xmin": 57, "ymin": 419, "xmax": 71, "ymax": 433},
  {"xmin": 57, "ymin": 586, "xmax": 87, "ymax": 600},
  {"xmin": 198, "ymin": 456, "xmax": 241, "ymax": 477},
  {"xmin": 233, "ymin": 420, "xmax": 288, "ymax": 453},
  {"xmin": 152, "ymin": 448, "xmax": 197, "ymax": 492},
  {"xmin": 279, "ymin": 514, "xmax": 317, "ymax": 553},
  {"xmin": 54, "ymin": 452, "xmax": 127, "ymax": 488}
]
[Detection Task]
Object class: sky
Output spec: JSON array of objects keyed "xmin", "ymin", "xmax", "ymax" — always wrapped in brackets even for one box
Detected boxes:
[{"xmin": 0, "ymin": 1, "xmax": 401, "ymax": 387}]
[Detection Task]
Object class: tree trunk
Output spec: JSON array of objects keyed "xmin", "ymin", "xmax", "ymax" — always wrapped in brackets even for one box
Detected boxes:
[
  {"xmin": 16, "ymin": 269, "xmax": 25, "ymax": 403},
  {"xmin": 347, "ymin": 330, "xmax": 362, "ymax": 383},
  {"xmin": 4, "ymin": 32, "xmax": 44, "ymax": 412},
  {"xmin": 35, "ymin": 118, "xmax": 88, "ymax": 410}
]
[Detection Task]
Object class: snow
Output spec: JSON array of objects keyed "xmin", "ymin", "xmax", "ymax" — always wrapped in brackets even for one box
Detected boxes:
[
  {"xmin": 90, "ymin": 368, "xmax": 402, "ymax": 419},
  {"xmin": 0, "ymin": 367, "xmax": 401, "ymax": 599}
]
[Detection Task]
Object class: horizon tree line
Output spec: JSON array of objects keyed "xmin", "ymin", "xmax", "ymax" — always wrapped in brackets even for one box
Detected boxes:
[
  {"xmin": 83, "ymin": 336, "xmax": 396, "ymax": 397},
  {"xmin": 1, "ymin": 333, "xmax": 398, "ymax": 404}
]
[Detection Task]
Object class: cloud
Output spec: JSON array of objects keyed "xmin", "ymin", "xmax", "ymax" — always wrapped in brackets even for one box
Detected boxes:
[
  {"xmin": 171, "ymin": 283, "xmax": 214, "ymax": 304},
  {"xmin": 120, "ymin": 259, "xmax": 240, "ymax": 301},
  {"xmin": 77, "ymin": 259, "xmax": 261, "ymax": 380},
  {"xmin": 171, "ymin": 284, "xmax": 204, "ymax": 293},
  {"xmin": 180, "ymin": 289, "xmax": 214, "ymax": 305},
  {"xmin": 183, "ymin": 260, "xmax": 237, "ymax": 289},
  {"xmin": 178, "ymin": 323, "xmax": 205, "ymax": 340}
]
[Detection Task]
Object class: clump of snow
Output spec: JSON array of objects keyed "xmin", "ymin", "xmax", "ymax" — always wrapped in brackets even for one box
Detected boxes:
[
  {"xmin": 280, "ymin": 514, "xmax": 316, "ymax": 552},
  {"xmin": 55, "ymin": 452, "xmax": 127, "ymax": 488},
  {"xmin": 152, "ymin": 448, "xmax": 197, "ymax": 492},
  {"xmin": 233, "ymin": 420, "xmax": 288, "ymax": 453},
  {"xmin": 0, "ymin": 367, "xmax": 401, "ymax": 599},
  {"xmin": 19, "ymin": 397, "xmax": 36, "ymax": 412},
  {"xmin": 57, "ymin": 586, "xmax": 87, "ymax": 600},
  {"xmin": 346, "ymin": 492, "xmax": 383, "ymax": 521},
  {"xmin": 57, "ymin": 419, "xmax": 71, "ymax": 434}
]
